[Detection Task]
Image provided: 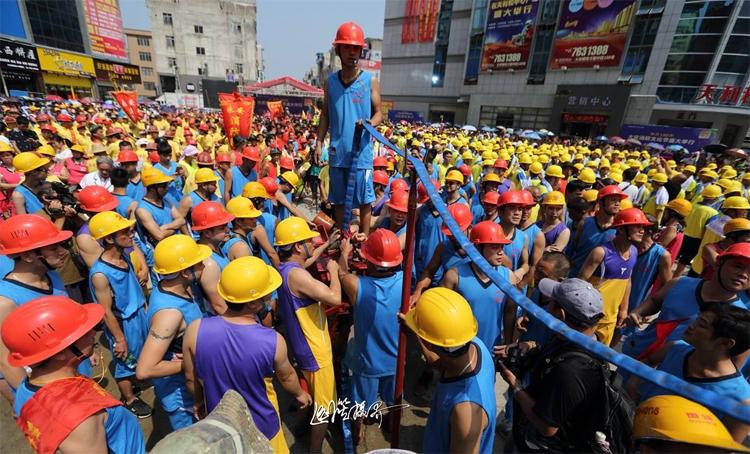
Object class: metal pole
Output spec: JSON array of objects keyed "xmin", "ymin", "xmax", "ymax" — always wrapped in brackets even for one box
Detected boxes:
[
  {"xmin": 0, "ymin": 66, "xmax": 9, "ymax": 96},
  {"xmin": 390, "ymin": 163, "xmax": 418, "ymax": 448}
]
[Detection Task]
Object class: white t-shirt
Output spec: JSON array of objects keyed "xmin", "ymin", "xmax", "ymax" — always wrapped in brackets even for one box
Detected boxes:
[
  {"xmin": 78, "ymin": 172, "xmax": 113, "ymax": 191},
  {"xmin": 654, "ymin": 186, "xmax": 669, "ymax": 206},
  {"xmin": 618, "ymin": 181, "xmax": 639, "ymax": 201}
]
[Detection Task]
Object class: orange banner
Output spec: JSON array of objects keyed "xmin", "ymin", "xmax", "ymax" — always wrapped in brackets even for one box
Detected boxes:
[
  {"xmin": 111, "ymin": 91, "xmax": 141, "ymax": 122},
  {"xmin": 267, "ymin": 100, "xmax": 283, "ymax": 119},
  {"xmin": 219, "ymin": 92, "xmax": 255, "ymax": 142}
]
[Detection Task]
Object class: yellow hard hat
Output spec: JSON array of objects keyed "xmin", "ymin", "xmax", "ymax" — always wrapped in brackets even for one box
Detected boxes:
[
  {"xmin": 647, "ymin": 169, "xmax": 657, "ymax": 178},
  {"xmin": 721, "ymin": 168, "xmax": 738, "ymax": 179},
  {"xmin": 725, "ymin": 180, "xmax": 743, "ymax": 195},
  {"xmin": 721, "ymin": 196, "xmax": 750, "ymax": 210},
  {"xmin": 482, "ymin": 159, "xmax": 494, "ymax": 167},
  {"xmin": 481, "ymin": 151, "xmax": 493, "ymax": 161},
  {"xmin": 274, "ymin": 216, "xmax": 320, "ymax": 246},
  {"xmin": 651, "ymin": 172, "xmax": 668, "ymax": 184},
  {"xmin": 445, "ymin": 169, "xmax": 464, "ymax": 183},
  {"xmin": 242, "ymin": 181, "xmax": 270, "ymax": 199},
  {"xmin": 703, "ymin": 169, "xmax": 719, "ymax": 180},
  {"xmin": 701, "ymin": 184, "xmax": 722, "ymax": 199},
  {"xmin": 724, "ymin": 217, "xmax": 750, "ymax": 235},
  {"xmin": 529, "ymin": 161, "xmax": 544, "ymax": 175},
  {"xmin": 717, "ymin": 178, "xmax": 734, "ymax": 191},
  {"xmin": 609, "ymin": 171, "xmax": 623, "ymax": 184},
  {"xmin": 582, "ymin": 189, "xmax": 598, "ymax": 203},
  {"xmin": 88, "ymin": 211, "xmax": 135, "ymax": 240},
  {"xmin": 707, "ymin": 162, "xmax": 718, "ymax": 170},
  {"xmin": 578, "ymin": 168, "xmax": 597, "ymax": 184},
  {"xmin": 0, "ymin": 142, "xmax": 13, "ymax": 153},
  {"xmin": 542, "ymin": 191, "xmax": 565, "ymax": 206},
  {"xmin": 633, "ymin": 395, "xmax": 749, "ymax": 452},
  {"xmin": 194, "ymin": 167, "xmax": 219, "ymax": 184},
  {"xmin": 599, "ymin": 158, "xmax": 610, "ymax": 169},
  {"xmin": 683, "ymin": 165, "xmax": 696, "ymax": 174},
  {"xmin": 665, "ymin": 199, "xmax": 692, "ymax": 218},
  {"xmin": 217, "ymin": 256, "xmax": 282, "ymax": 304},
  {"xmin": 226, "ymin": 196, "xmax": 262, "ymax": 218},
  {"xmin": 153, "ymin": 234, "xmax": 212, "ymax": 275},
  {"xmin": 36, "ymin": 144, "xmax": 56, "ymax": 157},
  {"xmin": 142, "ymin": 167, "xmax": 173, "ymax": 186},
  {"xmin": 545, "ymin": 165, "xmax": 564, "ymax": 179},
  {"xmin": 537, "ymin": 154, "xmax": 549, "ymax": 165},
  {"xmin": 13, "ymin": 152, "xmax": 50, "ymax": 173},
  {"xmin": 482, "ymin": 173, "xmax": 501, "ymax": 184},
  {"xmin": 404, "ymin": 287, "xmax": 477, "ymax": 348},
  {"xmin": 519, "ymin": 153, "xmax": 532, "ymax": 165},
  {"xmin": 743, "ymin": 173, "xmax": 750, "ymax": 181},
  {"xmin": 461, "ymin": 151, "xmax": 473, "ymax": 161},
  {"xmin": 280, "ymin": 171, "xmax": 301, "ymax": 188},
  {"xmin": 619, "ymin": 198, "xmax": 633, "ymax": 209},
  {"xmin": 573, "ymin": 163, "xmax": 584, "ymax": 171}
]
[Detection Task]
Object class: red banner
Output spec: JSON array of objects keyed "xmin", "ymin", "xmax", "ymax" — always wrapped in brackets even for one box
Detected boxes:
[
  {"xmin": 267, "ymin": 100, "xmax": 283, "ymax": 119},
  {"xmin": 219, "ymin": 92, "xmax": 255, "ymax": 141},
  {"xmin": 402, "ymin": 0, "xmax": 439, "ymax": 43},
  {"xmin": 111, "ymin": 91, "xmax": 141, "ymax": 122}
]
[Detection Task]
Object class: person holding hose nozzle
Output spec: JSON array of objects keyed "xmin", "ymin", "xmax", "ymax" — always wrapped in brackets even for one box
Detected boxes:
[{"xmin": 315, "ymin": 22, "xmax": 382, "ymax": 235}]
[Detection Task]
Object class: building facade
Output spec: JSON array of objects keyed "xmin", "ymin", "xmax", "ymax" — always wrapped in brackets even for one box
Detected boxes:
[
  {"xmin": 125, "ymin": 29, "xmax": 159, "ymax": 98},
  {"xmin": 381, "ymin": 0, "xmax": 750, "ymax": 147},
  {"xmin": 304, "ymin": 37, "xmax": 383, "ymax": 88},
  {"xmin": 146, "ymin": 0, "xmax": 262, "ymax": 95}
]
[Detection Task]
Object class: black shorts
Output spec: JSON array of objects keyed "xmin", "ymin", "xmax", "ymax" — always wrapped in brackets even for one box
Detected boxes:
[{"xmin": 677, "ymin": 235, "xmax": 702, "ymax": 265}]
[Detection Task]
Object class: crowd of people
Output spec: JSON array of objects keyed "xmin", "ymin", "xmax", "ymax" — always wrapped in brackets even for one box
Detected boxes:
[{"xmin": 0, "ymin": 21, "xmax": 749, "ymax": 454}]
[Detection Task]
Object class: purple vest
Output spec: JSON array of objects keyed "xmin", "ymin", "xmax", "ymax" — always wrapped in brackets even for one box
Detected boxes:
[{"xmin": 194, "ymin": 317, "xmax": 280, "ymax": 440}]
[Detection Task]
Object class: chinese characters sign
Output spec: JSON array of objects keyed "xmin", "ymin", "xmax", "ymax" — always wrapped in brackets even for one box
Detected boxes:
[
  {"xmin": 550, "ymin": 0, "xmax": 636, "ymax": 69},
  {"xmin": 94, "ymin": 59, "xmax": 141, "ymax": 84},
  {"xmin": 219, "ymin": 92, "xmax": 255, "ymax": 140},
  {"xmin": 401, "ymin": 0, "xmax": 440, "ymax": 43},
  {"xmin": 83, "ymin": 0, "xmax": 127, "ymax": 59},
  {"xmin": 693, "ymin": 84, "xmax": 750, "ymax": 108},
  {"xmin": 563, "ymin": 94, "xmax": 613, "ymax": 109},
  {"xmin": 0, "ymin": 40, "xmax": 39, "ymax": 72},
  {"xmin": 37, "ymin": 47, "xmax": 95, "ymax": 76},
  {"xmin": 481, "ymin": 0, "xmax": 539, "ymax": 71},
  {"xmin": 267, "ymin": 100, "xmax": 283, "ymax": 119},
  {"xmin": 620, "ymin": 124, "xmax": 717, "ymax": 152},
  {"xmin": 112, "ymin": 91, "xmax": 141, "ymax": 122}
]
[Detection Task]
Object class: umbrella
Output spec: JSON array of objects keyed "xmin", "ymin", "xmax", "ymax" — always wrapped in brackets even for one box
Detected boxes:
[
  {"xmin": 481, "ymin": 126, "xmax": 496, "ymax": 132},
  {"xmin": 626, "ymin": 138, "xmax": 642, "ymax": 146},
  {"xmin": 704, "ymin": 143, "xmax": 727, "ymax": 154},
  {"xmin": 667, "ymin": 144, "xmax": 684, "ymax": 151},
  {"xmin": 44, "ymin": 94, "xmax": 64, "ymax": 102},
  {"xmin": 646, "ymin": 142, "xmax": 665, "ymax": 150},
  {"xmin": 430, "ymin": 123, "xmax": 442, "ymax": 128},
  {"xmin": 594, "ymin": 135, "xmax": 609, "ymax": 142},
  {"xmin": 522, "ymin": 131, "xmax": 542, "ymax": 140},
  {"xmin": 609, "ymin": 136, "xmax": 625, "ymax": 144},
  {"xmin": 461, "ymin": 125, "xmax": 478, "ymax": 132}
]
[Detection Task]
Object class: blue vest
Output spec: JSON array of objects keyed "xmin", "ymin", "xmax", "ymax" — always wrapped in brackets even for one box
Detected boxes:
[
  {"xmin": 423, "ymin": 338, "xmax": 497, "ymax": 453},
  {"xmin": 114, "ymin": 193, "xmax": 134, "ymax": 218},
  {"xmin": 353, "ymin": 272, "xmax": 403, "ymax": 377},
  {"xmin": 415, "ymin": 205, "xmax": 445, "ymax": 279},
  {"xmin": 471, "ymin": 200, "xmax": 485, "ymax": 224},
  {"xmin": 456, "ymin": 262, "xmax": 509, "ymax": 349},
  {"xmin": 14, "ymin": 184, "xmax": 43, "ymax": 214},
  {"xmin": 136, "ymin": 197, "xmax": 175, "ymax": 261},
  {"xmin": 146, "ymin": 283, "xmax": 203, "ymax": 411},
  {"xmin": 210, "ymin": 249, "xmax": 230, "ymax": 271},
  {"xmin": 220, "ymin": 235, "xmax": 245, "ymax": 259},
  {"xmin": 628, "ymin": 244, "xmax": 666, "ymax": 312},
  {"xmin": 256, "ymin": 212, "xmax": 276, "ymax": 266},
  {"xmin": 438, "ymin": 239, "xmax": 470, "ymax": 285},
  {"xmin": 0, "ymin": 270, "xmax": 66, "ymax": 305},
  {"xmin": 327, "ymin": 71, "xmax": 372, "ymax": 169},
  {"xmin": 153, "ymin": 162, "xmax": 183, "ymax": 201},
  {"xmin": 229, "ymin": 166, "xmax": 257, "ymax": 198},
  {"xmin": 568, "ymin": 216, "xmax": 616, "ymax": 277},
  {"xmin": 276, "ymin": 192, "xmax": 293, "ymax": 221},
  {"xmin": 502, "ymin": 228, "xmax": 526, "ymax": 271},
  {"xmin": 126, "ymin": 180, "xmax": 146, "ymax": 201},
  {"xmin": 88, "ymin": 255, "xmax": 145, "ymax": 320},
  {"xmin": 521, "ymin": 223, "xmax": 542, "ymax": 263},
  {"xmin": 13, "ymin": 379, "xmax": 146, "ymax": 454},
  {"xmin": 215, "ymin": 170, "xmax": 225, "ymax": 200}
]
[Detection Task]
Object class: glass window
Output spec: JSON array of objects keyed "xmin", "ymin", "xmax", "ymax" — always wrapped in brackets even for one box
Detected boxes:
[
  {"xmin": 657, "ymin": 86, "xmax": 699, "ymax": 103},
  {"xmin": 539, "ymin": 0, "xmax": 563, "ymax": 23},
  {"xmin": 166, "ymin": 35, "xmax": 175, "ymax": 48},
  {"xmin": 724, "ymin": 34, "xmax": 750, "ymax": 53},
  {"xmin": 24, "ymin": 0, "xmax": 85, "ymax": 53},
  {"xmin": 236, "ymin": 63, "xmax": 243, "ymax": 74},
  {"xmin": 143, "ymin": 82, "xmax": 156, "ymax": 91},
  {"xmin": 670, "ymin": 34, "xmax": 722, "ymax": 53},
  {"xmin": 194, "ymin": 25, "xmax": 203, "ymax": 34},
  {"xmin": 718, "ymin": 53, "xmax": 750, "ymax": 72},
  {"xmin": 436, "ymin": 0, "xmax": 454, "ymax": 43},
  {"xmin": 471, "ymin": 0, "xmax": 488, "ymax": 30},
  {"xmin": 659, "ymin": 71, "xmax": 707, "ymax": 86},
  {"xmin": 711, "ymin": 72, "xmax": 746, "ymax": 86},
  {"xmin": 138, "ymin": 51, "xmax": 152, "ymax": 62},
  {"xmin": 141, "ymin": 67, "xmax": 153, "ymax": 76},
  {"xmin": 196, "ymin": 47, "xmax": 205, "ymax": 55},
  {"xmin": 464, "ymin": 33, "xmax": 483, "ymax": 84},
  {"xmin": 163, "ymin": 13, "xmax": 173, "ymax": 25},
  {"xmin": 664, "ymin": 53, "xmax": 714, "ymax": 71},
  {"xmin": 675, "ymin": 17, "xmax": 727, "ymax": 33},
  {"xmin": 168, "ymin": 57, "xmax": 176, "ymax": 67},
  {"xmin": 732, "ymin": 18, "xmax": 749, "ymax": 33},
  {"xmin": 681, "ymin": 1, "xmax": 736, "ymax": 20},
  {"xmin": 432, "ymin": 44, "xmax": 448, "ymax": 87},
  {"xmin": 137, "ymin": 37, "xmax": 150, "ymax": 46}
]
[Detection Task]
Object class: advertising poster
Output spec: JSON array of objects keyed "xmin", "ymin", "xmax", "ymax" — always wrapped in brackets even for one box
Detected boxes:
[
  {"xmin": 83, "ymin": 0, "xmax": 127, "ymax": 59},
  {"xmin": 620, "ymin": 124, "xmax": 717, "ymax": 152},
  {"xmin": 94, "ymin": 60, "xmax": 141, "ymax": 84},
  {"xmin": 358, "ymin": 49, "xmax": 382, "ymax": 80},
  {"xmin": 388, "ymin": 110, "xmax": 424, "ymax": 123},
  {"xmin": 0, "ymin": 0, "xmax": 27, "ymax": 39},
  {"xmin": 0, "ymin": 40, "xmax": 39, "ymax": 72},
  {"xmin": 481, "ymin": 0, "xmax": 540, "ymax": 71},
  {"xmin": 550, "ymin": 0, "xmax": 636, "ymax": 69}
]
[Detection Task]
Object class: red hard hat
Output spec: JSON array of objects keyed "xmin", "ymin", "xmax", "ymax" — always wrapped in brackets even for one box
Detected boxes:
[
  {"xmin": 471, "ymin": 221, "xmax": 510, "ymax": 245},
  {"xmin": 196, "ymin": 152, "xmax": 213, "ymax": 165},
  {"xmin": 498, "ymin": 189, "xmax": 526, "ymax": 207},
  {"xmin": 373, "ymin": 156, "xmax": 388, "ymax": 168},
  {"xmin": 458, "ymin": 164, "xmax": 471, "ymax": 177},
  {"xmin": 40, "ymin": 124, "xmax": 55, "ymax": 132},
  {"xmin": 56, "ymin": 113, "xmax": 72, "ymax": 122},
  {"xmin": 361, "ymin": 228, "xmax": 403, "ymax": 267},
  {"xmin": 718, "ymin": 242, "xmax": 750, "ymax": 262},
  {"xmin": 387, "ymin": 189, "xmax": 409, "ymax": 213},
  {"xmin": 442, "ymin": 203, "xmax": 472, "ymax": 235},
  {"xmin": 494, "ymin": 159, "xmax": 508, "ymax": 169},
  {"xmin": 0, "ymin": 214, "xmax": 72, "ymax": 255},
  {"xmin": 259, "ymin": 176, "xmax": 278, "ymax": 197},
  {"xmin": 333, "ymin": 21, "xmax": 366, "ymax": 47},
  {"xmin": 280, "ymin": 156, "xmax": 294, "ymax": 170},
  {"xmin": 242, "ymin": 146, "xmax": 260, "ymax": 162},
  {"xmin": 117, "ymin": 150, "xmax": 138, "ymax": 164},
  {"xmin": 36, "ymin": 113, "xmax": 51, "ymax": 122},
  {"xmin": 612, "ymin": 208, "xmax": 652, "ymax": 228},
  {"xmin": 373, "ymin": 170, "xmax": 389, "ymax": 186},
  {"xmin": 597, "ymin": 185, "xmax": 628, "ymax": 201},
  {"xmin": 216, "ymin": 152, "xmax": 233, "ymax": 163},
  {"xmin": 187, "ymin": 138, "xmax": 197, "ymax": 146},
  {"xmin": 148, "ymin": 151, "xmax": 160, "ymax": 163},
  {"xmin": 79, "ymin": 185, "xmax": 118, "ymax": 212},
  {"xmin": 481, "ymin": 191, "xmax": 500, "ymax": 206},
  {"xmin": 184, "ymin": 129, "xmax": 193, "ymax": 136},
  {"xmin": 389, "ymin": 178, "xmax": 409, "ymax": 194},
  {"xmin": 191, "ymin": 201, "xmax": 235, "ymax": 231},
  {"xmin": 199, "ymin": 124, "xmax": 209, "ymax": 132},
  {"xmin": 0, "ymin": 296, "xmax": 104, "ymax": 367},
  {"xmin": 75, "ymin": 114, "xmax": 87, "ymax": 123},
  {"xmin": 519, "ymin": 189, "xmax": 535, "ymax": 207},
  {"xmin": 417, "ymin": 179, "xmax": 440, "ymax": 204}
]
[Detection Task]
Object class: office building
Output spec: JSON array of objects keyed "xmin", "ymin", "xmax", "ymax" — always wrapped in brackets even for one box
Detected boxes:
[{"xmin": 125, "ymin": 28, "xmax": 160, "ymax": 98}]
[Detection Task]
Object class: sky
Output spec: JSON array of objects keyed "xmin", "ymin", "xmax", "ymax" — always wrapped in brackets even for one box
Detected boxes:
[{"xmin": 120, "ymin": 0, "xmax": 385, "ymax": 80}]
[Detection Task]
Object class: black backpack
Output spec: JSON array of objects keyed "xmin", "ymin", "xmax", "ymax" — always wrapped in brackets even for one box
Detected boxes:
[{"xmin": 558, "ymin": 352, "xmax": 635, "ymax": 454}]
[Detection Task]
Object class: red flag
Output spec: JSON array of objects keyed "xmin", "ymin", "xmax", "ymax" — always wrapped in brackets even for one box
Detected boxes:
[
  {"xmin": 267, "ymin": 100, "xmax": 283, "ymax": 119},
  {"xmin": 219, "ymin": 92, "xmax": 255, "ymax": 142},
  {"xmin": 112, "ymin": 91, "xmax": 141, "ymax": 122}
]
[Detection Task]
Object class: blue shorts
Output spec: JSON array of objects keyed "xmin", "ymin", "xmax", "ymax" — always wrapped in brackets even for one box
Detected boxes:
[
  {"xmin": 105, "ymin": 307, "xmax": 148, "ymax": 379},
  {"xmin": 329, "ymin": 167, "xmax": 375, "ymax": 206},
  {"xmin": 350, "ymin": 373, "xmax": 395, "ymax": 409},
  {"xmin": 166, "ymin": 407, "xmax": 196, "ymax": 430}
]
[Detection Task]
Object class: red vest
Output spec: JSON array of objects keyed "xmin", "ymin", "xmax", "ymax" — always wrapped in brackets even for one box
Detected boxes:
[{"xmin": 17, "ymin": 376, "xmax": 122, "ymax": 454}]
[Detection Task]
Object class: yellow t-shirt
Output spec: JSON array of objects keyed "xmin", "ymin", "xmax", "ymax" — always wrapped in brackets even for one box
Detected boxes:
[{"xmin": 683, "ymin": 203, "xmax": 718, "ymax": 238}]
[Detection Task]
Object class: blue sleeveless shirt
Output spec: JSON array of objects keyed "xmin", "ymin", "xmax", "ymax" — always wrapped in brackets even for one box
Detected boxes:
[
  {"xmin": 229, "ymin": 166, "xmax": 257, "ymax": 198},
  {"xmin": 502, "ymin": 228, "xmax": 526, "ymax": 271},
  {"xmin": 327, "ymin": 71, "xmax": 372, "ymax": 169},
  {"xmin": 153, "ymin": 161, "xmax": 183, "ymax": 201},
  {"xmin": 88, "ymin": 255, "xmax": 145, "ymax": 319},
  {"xmin": 14, "ymin": 184, "xmax": 43, "ymax": 214},
  {"xmin": 415, "ymin": 204, "xmax": 445, "ymax": 279},
  {"xmin": 568, "ymin": 216, "xmax": 616, "ymax": 277},
  {"xmin": 628, "ymin": 244, "xmax": 666, "ymax": 312},
  {"xmin": 127, "ymin": 180, "xmax": 146, "ymax": 201},
  {"xmin": 456, "ymin": 262, "xmax": 510, "ymax": 349}
]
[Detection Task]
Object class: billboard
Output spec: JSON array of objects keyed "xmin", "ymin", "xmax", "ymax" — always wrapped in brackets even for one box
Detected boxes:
[
  {"xmin": 481, "ymin": 0, "xmax": 540, "ymax": 71},
  {"xmin": 37, "ymin": 47, "xmax": 95, "ymax": 76},
  {"xmin": 358, "ymin": 48, "xmax": 382, "ymax": 80},
  {"xmin": 83, "ymin": 0, "xmax": 127, "ymax": 59},
  {"xmin": 388, "ymin": 110, "xmax": 424, "ymax": 123},
  {"xmin": 0, "ymin": 39, "xmax": 39, "ymax": 72},
  {"xmin": 0, "ymin": 0, "xmax": 27, "ymax": 39},
  {"xmin": 620, "ymin": 124, "xmax": 717, "ymax": 152},
  {"xmin": 94, "ymin": 59, "xmax": 140, "ymax": 83},
  {"xmin": 550, "ymin": 0, "xmax": 636, "ymax": 69}
]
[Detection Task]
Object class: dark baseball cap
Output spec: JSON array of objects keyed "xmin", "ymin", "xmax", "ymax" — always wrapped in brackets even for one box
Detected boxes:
[{"xmin": 538, "ymin": 278, "xmax": 604, "ymax": 327}]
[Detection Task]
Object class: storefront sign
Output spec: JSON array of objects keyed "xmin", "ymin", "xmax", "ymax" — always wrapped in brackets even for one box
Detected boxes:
[
  {"xmin": 0, "ymin": 39, "xmax": 39, "ymax": 72},
  {"xmin": 693, "ymin": 84, "xmax": 750, "ymax": 108},
  {"xmin": 620, "ymin": 124, "xmax": 717, "ymax": 152},
  {"xmin": 562, "ymin": 113, "xmax": 607, "ymax": 123},
  {"xmin": 481, "ymin": 0, "xmax": 540, "ymax": 71},
  {"xmin": 83, "ymin": 0, "xmax": 127, "ymax": 59},
  {"xmin": 37, "ymin": 48, "xmax": 95, "ymax": 77},
  {"xmin": 388, "ymin": 110, "xmax": 424, "ymax": 123},
  {"xmin": 94, "ymin": 59, "xmax": 141, "ymax": 83},
  {"xmin": 550, "ymin": 0, "xmax": 636, "ymax": 69}
]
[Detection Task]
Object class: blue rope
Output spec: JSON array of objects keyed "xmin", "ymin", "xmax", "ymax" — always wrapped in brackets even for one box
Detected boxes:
[{"xmin": 359, "ymin": 122, "xmax": 750, "ymax": 423}]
